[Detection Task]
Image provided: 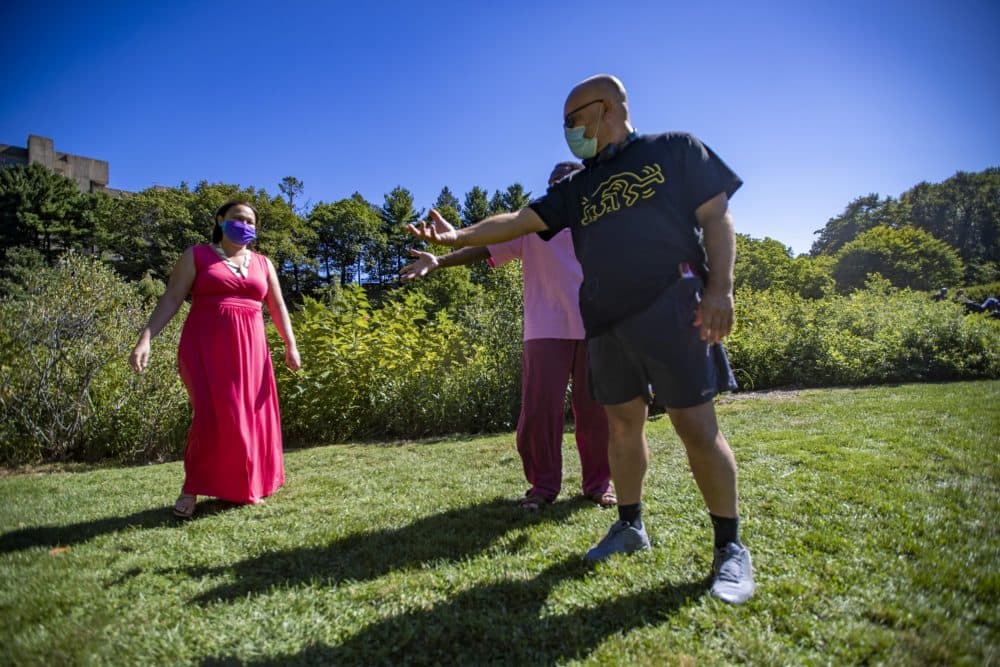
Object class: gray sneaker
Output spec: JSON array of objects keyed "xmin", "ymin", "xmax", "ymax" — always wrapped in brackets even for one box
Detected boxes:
[
  {"xmin": 710, "ymin": 542, "xmax": 755, "ymax": 604},
  {"xmin": 584, "ymin": 520, "xmax": 651, "ymax": 562}
]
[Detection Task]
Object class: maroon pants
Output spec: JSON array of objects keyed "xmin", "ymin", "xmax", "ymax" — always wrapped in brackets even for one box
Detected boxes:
[{"xmin": 517, "ymin": 338, "xmax": 611, "ymax": 500}]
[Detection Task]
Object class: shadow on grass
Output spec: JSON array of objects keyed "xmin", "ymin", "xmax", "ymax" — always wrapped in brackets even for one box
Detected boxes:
[
  {"xmin": 175, "ymin": 497, "xmax": 591, "ymax": 605},
  {"xmin": 0, "ymin": 500, "xmax": 237, "ymax": 553},
  {"xmin": 202, "ymin": 557, "xmax": 706, "ymax": 666}
]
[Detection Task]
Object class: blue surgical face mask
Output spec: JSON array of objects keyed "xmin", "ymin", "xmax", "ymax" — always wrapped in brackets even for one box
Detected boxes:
[
  {"xmin": 564, "ymin": 107, "xmax": 603, "ymax": 159},
  {"xmin": 222, "ymin": 220, "xmax": 257, "ymax": 245},
  {"xmin": 564, "ymin": 125, "xmax": 598, "ymax": 159}
]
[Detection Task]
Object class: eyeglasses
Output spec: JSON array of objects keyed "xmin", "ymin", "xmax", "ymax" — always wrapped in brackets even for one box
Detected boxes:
[{"xmin": 564, "ymin": 99, "xmax": 604, "ymax": 128}]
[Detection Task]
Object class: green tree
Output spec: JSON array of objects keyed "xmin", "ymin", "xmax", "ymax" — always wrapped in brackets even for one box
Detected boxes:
[
  {"xmin": 108, "ymin": 184, "xmax": 202, "ymax": 281},
  {"xmin": 462, "ymin": 186, "xmax": 491, "ymax": 226},
  {"xmin": 785, "ymin": 255, "xmax": 835, "ymax": 299},
  {"xmin": 810, "ymin": 193, "xmax": 896, "ymax": 256},
  {"xmin": 808, "ymin": 168, "xmax": 999, "ymax": 283},
  {"xmin": 488, "ymin": 189, "xmax": 506, "ymax": 215},
  {"xmin": 279, "ymin": 176, "xmax": 306, "ymax": 214},
  {"xmin": 900, "ymin": 169, "xmax": 1000, "ymax": 282},
  {"xmin": 735, "ymin": 235, "xmax": 796, "ymax": 292},
  {"xmin": 502, "ymin": 183, "xmax": 532, "ymax": 211},
  {"xmin": 0, "ymin": 163, "xmax": 93, "ymax": 263},
  {"xmin": 435, "ymin": 187, "xmax": 461, "ymax": 217},
  {"xmin": 376, "ymin": 186, "xmax": 422, "ymax": 284},
  {"xmin": 735, "ymin": 235, "xmax": 833, "ymax": 298},
  {"xmin": 433, "ymin": 187, "xmax": 462, "ymax": 227},
  {"xmin": 832, "ymin": 225, "xmax": 964, "ymax": 292},
  {"xmin": 309, "ymin": 197, "xmax": 382, "ymax": 285}
]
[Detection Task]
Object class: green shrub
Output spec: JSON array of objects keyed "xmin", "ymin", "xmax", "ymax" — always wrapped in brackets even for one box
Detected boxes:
[
  {"xmin": 273, "ymin": 260, "xmax": 524, "ymax": 445},
  {"xmin": 0, "ymin": 254, "xmax": 188, "ymax": 465},
  {"xmin": 3, "ymin": 252, "xmax": 996, "ymax": 466},
  {"xmin": 957, "ymin": 282, "xmax": 1000, "ymax": 303},
  {"xmin": 728, "ymin": 277, "xmax": 1000, "ymax": 390}
]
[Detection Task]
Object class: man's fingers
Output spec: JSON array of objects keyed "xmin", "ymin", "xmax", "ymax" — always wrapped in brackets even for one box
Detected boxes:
[
  {"xmin": 427, "ymin": 208, "xmax": 456, "ymax": 234},
  {"xmin": 408, "ymin": 221, "xmax": 440, "ymax": 243},
  {"xmin": 696, "ymin": 308, "xmax": 722, "ymax": 343}
]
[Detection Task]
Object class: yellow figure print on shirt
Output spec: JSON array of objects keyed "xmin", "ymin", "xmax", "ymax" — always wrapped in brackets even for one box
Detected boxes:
[{"xmin": 580, "ymin": 163, "xmax": 665, "ymax": 226}]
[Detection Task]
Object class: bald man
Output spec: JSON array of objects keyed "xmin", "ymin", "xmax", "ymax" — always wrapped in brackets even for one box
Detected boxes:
[{"xmin": 408, "ymin": 75, "xmax": 754, "ymax": 604}]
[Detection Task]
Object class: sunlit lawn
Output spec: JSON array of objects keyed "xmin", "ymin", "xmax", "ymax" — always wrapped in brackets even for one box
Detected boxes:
[{"xmin": 1, "ymin": 381, "xmax": 997, "ymax": 665}]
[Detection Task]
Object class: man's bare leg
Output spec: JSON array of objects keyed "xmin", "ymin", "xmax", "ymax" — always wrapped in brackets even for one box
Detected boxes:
[
  {"xmin": 604, "ymin": 396, "xmax": 649, "ymax": 506},
  {"xmin": 668, "ymin": 399, "xmax": 754, "ymax": 604},
  {"xmin": 667, "ymin": 401, "xmax": 737, "ymax": 517},
  {"xmin": 584, "ymin": 396, "xmax": 652, "ymax": 561}
]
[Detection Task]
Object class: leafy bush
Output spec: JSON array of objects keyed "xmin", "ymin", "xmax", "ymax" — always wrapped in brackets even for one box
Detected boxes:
[
  {"xmin": 3, "ymin": 252, "xmax": 996, "ymax": 466},
  {"xmin": 0, "ymin": 254, "xmax": 188, "ymax": 465},
  {"xmin": 727, "ymin": 277, "xmax": 1000, "ymax": 390},
  {"xmin": 273, "ymin": 270, "xmax": 523, "ymax": 445},
  {"xmin": 957, "ymin": 282, "xmax": 1000, "ymax": 303}
]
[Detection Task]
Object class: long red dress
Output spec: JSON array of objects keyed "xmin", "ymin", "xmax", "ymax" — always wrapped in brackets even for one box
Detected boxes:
[{"xmin": 177, "ymin": 244, "xmax": 284, "ymax": 503}]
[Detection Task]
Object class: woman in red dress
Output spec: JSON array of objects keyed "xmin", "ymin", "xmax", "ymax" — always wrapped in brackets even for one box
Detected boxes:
[{"xmin": 130, "ymin": 200, "xmax": 301, "ymax": 518}]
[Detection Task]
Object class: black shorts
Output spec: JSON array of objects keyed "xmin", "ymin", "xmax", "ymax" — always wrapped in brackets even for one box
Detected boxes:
[{"xmin": 586, "ymin": 276, "xmax": 738, "ymax": 409}]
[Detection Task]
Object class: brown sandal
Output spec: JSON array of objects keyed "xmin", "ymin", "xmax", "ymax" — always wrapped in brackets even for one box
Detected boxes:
[
  {"xmin": 585, "ymin": 490, "xmax": 618, "ymax": 508},
  {"xmin": 173, "ymin": 493, "xmax": 197, "ymax": 519},
  {"xmin": 519, "ymin": 492, "xmax": 553, "ymax": 511}
]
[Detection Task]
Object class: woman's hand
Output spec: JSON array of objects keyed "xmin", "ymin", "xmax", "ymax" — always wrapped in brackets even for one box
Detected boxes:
[
  {"xmin": 285, "ymin": 346, "xmax": 302, "ymax": 371},
  {"xmin": 130, "ymin": 338, "xmax": 151, "ymax": 373}
]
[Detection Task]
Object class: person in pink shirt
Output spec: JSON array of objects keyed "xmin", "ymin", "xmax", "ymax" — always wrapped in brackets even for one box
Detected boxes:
[{"xmin": 400, "ymin": 162, "xmax": 614, "ymax": 510}]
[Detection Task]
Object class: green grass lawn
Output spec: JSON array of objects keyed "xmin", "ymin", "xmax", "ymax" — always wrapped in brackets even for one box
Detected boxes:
[{"xmin": 1, "ymin": 381, "xmax": 998, "ymax": 666}]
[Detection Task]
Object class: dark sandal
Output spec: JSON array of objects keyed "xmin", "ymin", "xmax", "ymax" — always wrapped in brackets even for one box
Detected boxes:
[
  {"xmin": 519, "ymin": 492, "xmax": 553, "ymax": 511},
  {"xmin": 585, "ymin": 490, "xmax": 618, "ymax": 508},
  {"xmin": 173, "ymin": 493, "xmax": 196, "ymax": 519}
]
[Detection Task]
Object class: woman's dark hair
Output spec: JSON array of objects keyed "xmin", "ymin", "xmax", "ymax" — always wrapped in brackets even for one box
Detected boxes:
[{"xmin": 212, "ymin": 199, "xmax": 260, "ymax": 243}]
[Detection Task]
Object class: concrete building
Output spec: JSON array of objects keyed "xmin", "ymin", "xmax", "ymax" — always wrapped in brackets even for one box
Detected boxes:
[{"xmin": 0, "ymin": 134, "xmax": 110, "ymax": 194}]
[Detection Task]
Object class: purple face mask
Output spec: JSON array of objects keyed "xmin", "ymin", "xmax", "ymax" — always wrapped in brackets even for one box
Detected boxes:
[{"xmin": 222, "ymin": 220, "xmax": 257, "ymax": 245}]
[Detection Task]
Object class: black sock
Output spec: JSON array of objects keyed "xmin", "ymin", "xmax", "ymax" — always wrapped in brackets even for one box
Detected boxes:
[
  {"xmin": 619, "ymin": 503, "xmax": 642, "ymax": 528},
  {"xmin": 710, "ymin": 514, "xmax": 740, "ymax": 549}
]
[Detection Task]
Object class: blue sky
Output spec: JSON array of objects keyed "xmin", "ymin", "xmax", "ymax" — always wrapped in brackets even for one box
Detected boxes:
[{"xmin": 2, "ymin": 0, "xmax": 997, "ymax": 255}]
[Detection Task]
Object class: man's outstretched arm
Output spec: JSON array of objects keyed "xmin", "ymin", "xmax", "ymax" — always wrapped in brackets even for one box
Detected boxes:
[{"xmin": 407, "ymin": 207, "xmax": 547, "ymax": 248}]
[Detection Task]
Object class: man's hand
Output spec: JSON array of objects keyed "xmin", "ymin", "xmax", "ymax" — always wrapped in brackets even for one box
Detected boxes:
[
  {"xmin": 693, "ymin": 287, "xmax": 734, "ymax": 345},
  {"xmin": 406, "ymin": 208, "xmax": 459, "ymax": 246},
  {"xmin": 400, "ymin": 248, "xmax": 440, "ymax": 281},
  {"xmin": 694, "ymin": 192, "xmax": 736, "ymax": 345}
]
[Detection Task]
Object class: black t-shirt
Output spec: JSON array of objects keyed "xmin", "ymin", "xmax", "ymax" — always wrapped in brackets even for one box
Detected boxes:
[{"xmin": 529, "ymin": 131, "xmax": 742, "ymax": 337}]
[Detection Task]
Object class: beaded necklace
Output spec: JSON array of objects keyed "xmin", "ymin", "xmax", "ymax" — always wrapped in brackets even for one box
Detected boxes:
[{"xmin": 212, "ymin": 243, "xmax": 251, "ymax": 278}]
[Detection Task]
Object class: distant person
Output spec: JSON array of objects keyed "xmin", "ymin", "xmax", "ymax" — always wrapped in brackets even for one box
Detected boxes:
[
  {"xmin": 955, "ymin": 289, "xmax": 984, "ymax": 314},
  {"xmin": 130, "ymin": 200, "xmax": 301, "ymax": 518},
  {"xmin": 401, "ymin": 162, "xmax": 615, "ymax": 511},
  {"xmin": 407, "ymin": 74, "xmax": 754, "ymax": 604},
  {"xmin": 932, "ymin": 287, "xmax": 948, "ymax": 302}
]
